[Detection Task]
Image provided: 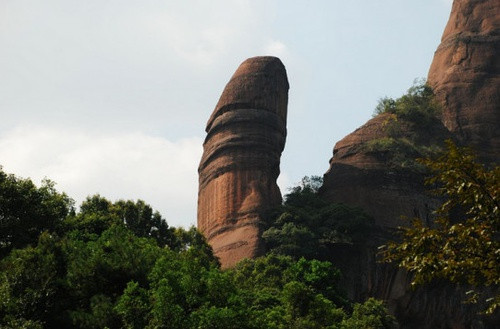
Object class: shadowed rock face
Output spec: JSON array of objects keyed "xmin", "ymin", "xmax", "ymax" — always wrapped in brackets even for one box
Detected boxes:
[
  {"xmin": 198, "ymin": 56, "xmax": 289, "ymax": 268},
  {"xmin": 318, "ymin": 113, "xmax": 495, "ymax": 328},
  {"xmin": 319, "ymin": 2, "xmax": 499, "ymax": 326},
  {"xmin": 428, "ymin": 0, "xmax": 500, "ymax": 164},
  {"xmin": 320, "ymin": 113, "xmax": 452, "ymax": 229}
]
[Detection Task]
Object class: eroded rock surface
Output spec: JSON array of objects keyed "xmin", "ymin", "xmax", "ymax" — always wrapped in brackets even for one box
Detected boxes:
[
  {"xmin": 198, "ymin": 56, "xmax": 289, "ymax": 268},
  {"xmin": 319, "ymin": 1, "xmax": 499, "ymax": 327},
  {"xmin": 320, "ymin": 112, "xmax": 452, "ymax": 229},
  {"xmin": 427, "ymin": 0, "xmax": 500, "ymax": 164},
  {"xmin": 319, "ymin": 110, "xmax": 496, "ymax": 328}
]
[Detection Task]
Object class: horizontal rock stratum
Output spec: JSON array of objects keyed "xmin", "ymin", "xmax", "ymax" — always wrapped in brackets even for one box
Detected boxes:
[{"xmin": 198, "ymin": 56, "xmax": 289, "ymax": 268}]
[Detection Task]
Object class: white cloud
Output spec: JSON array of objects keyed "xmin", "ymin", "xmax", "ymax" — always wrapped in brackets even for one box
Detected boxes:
[
  {"xmin": 0, "ymin": 0, "xmax": 454, "ymax": 230},
  {"xmin": 0, "ymin": 125, "xmax": 295, "ymax": 227},
  {"xmin": 134, "ymin": 1, "xmax": 258, "ymax": 67},
  {"xmin": 263, "ymin": 40, "xmax": 289, "ymax": 58},
  {"xmin": 0, "ymin": 125, "xmax": 203, "ymax": 228},
  {"xmin": 142, "ymin": 12, "xmax": 236, "ymax": 66},
  {"xmin": 0, "ymin": 0, "xmax": 284, "ymax": 137}
]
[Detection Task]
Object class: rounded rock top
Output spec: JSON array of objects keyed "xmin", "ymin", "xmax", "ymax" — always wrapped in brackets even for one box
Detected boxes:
[{"xmin": 206, "ymin": 56, "xmax": 289, "ymax": 132}]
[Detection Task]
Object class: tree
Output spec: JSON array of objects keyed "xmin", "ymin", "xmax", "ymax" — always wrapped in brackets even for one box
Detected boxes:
[
  {"xmin": 0, "ymin": 170, "xmax": 396, "ymax": 328},
  {"xmin": 373, "ymin": 80, "xmax": 440, "ymax": 123},
  {"xmin": 0, "ymin": 168, "xmax": 73, "ymax": 258},
  {"xmin": 368, "ymin": 81, "xmax": 446, "ymax": 172},
  {"xmin": 263, "ymin": 176, "xmax": 375, "ymax": 260},
  {"xmin": 341, "ymin": 298, "xmax": 398, "ymax": 329},
  {"xmin": 1, "ymin": 220, "xmax": 396, "ymax": 328},
  {"xmin": 0, "ymin": 232, "xmax": 67, "ymax": 327},
  {"xmin": 381, "ymin": 140, "xmax": 499, "ymax": 314},
  {"xmin": 63, "ymin": 195, "xmax": 176, "ymax": 247},
  {"xmin": 112, "ymin": 199, "xmax": 174, "ymax": 247},
  {"xmin": 228, "ymin": 254, "xmax": 396, "ymax": 329}
]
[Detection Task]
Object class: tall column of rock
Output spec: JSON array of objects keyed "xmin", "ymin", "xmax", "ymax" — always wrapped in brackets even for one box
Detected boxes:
[
  {"xmin": 427, "ymin": 0, "xmax": 500, "ymax": 164},
  {"xmin": 198, "ymin": 56, "xmax": 289, "ymax": 268}
]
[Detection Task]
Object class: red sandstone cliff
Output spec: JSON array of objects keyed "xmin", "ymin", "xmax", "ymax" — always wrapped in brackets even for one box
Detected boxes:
[
  {"xmin": 427, "ymin": 0, "xmax": 500, "ymax": 164},
  {"xmin": 322, "ymin": 0, "xmax": 500, "ymax": 229},
  {"xmin": 320, "ymin": 112, "xmax": 452, "ymax": 229},
  {"xmin": 196, "ymin": 0, "xmax": 498, "ymax": 326},
  {"xmin": 317, "ymin": 111, "xmax": 483, "ymax": 327},
  {"xmin": 318, "ymin": 1, "xmax": 499, "ymax": 327},
  {"xmin": 198, "ymin": 56, "xmax": 289, "ymax": 268}
]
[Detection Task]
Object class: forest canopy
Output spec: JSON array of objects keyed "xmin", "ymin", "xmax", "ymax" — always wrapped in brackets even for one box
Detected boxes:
[{"xmin": 0, "ymin": 167, "xmax": 396, "ymax": 329}]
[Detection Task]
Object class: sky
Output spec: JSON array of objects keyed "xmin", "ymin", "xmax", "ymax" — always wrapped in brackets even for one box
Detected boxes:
[{"xmin": 0, "ymin": 0, "xmax": 453, "ymax": 228}]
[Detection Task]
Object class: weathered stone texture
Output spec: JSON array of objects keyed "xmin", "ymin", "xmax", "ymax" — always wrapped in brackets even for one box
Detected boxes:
[
  {"xmin": 198, "ymin": 56, "xmax": 288, "ymax": 268},
  {"xmin": 320, "ymin": 113, "xmax": 452, "ymax": 229},
  {"xmin": 427, "ymin": 0, "xmax": 500, "ymax": 164},
  {"xmin": 319, "ymin": 1, "xmax": 499, "ymax": 327},
  {"xmin": 319, "ymin": 113, "xmax": 455, "ymax": 323},
  {"xmin": 319, "ymin": 112, "xmax": 494, "ymax": 328}
]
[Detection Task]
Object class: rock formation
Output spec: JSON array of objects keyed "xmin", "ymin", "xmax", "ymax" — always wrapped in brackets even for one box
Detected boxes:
[
  {"xmin": 320, "ymin": 112, "xmax": 452, "ymax": 229},
  {"xmin": 198, "ymin": 56, "xmax": 289, "ymax": 268},
  {"xmin": 321, "ymin": 0, "xmax": 499, "ymax": 229},
  {"xmin": 427, "ymin": 0, "xmax": 500, "ymax": 164},
  {"xmin": 318, "ymin": 1, "xmax": 499, "ymax": 327},
  {"xmin": 317, "ymin": 94, "xmax": 498, "ymax": 328},
  {"xmin": 196, "ymin": 0, "xmax": 498, "ymax": 325},
  {"xmin": 318, "ymin": 111, "xmax": 464, "ymax": 327}
]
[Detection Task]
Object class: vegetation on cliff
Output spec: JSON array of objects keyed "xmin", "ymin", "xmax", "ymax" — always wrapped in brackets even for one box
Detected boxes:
[
  {"xmin": 381, "ymin": 141, "xmax": 500, "ymax": 315},
  {"xmin": 366, "ymin": 81, "xmax": 445, "ymax": 171},
  {"xmin": 373, "ymin": 81, "xmax": 440, "ymax": 121},
  {"xmin": 263, "ymin": 176, "xmax": 375, "ymax": 260},
  {"xmin": 0, "ymin": 167, "xmax": 396, "ymax": 328}
]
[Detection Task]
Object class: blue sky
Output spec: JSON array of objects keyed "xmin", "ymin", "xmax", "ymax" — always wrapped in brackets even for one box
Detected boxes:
[{"xmin": 0, "ymin": 0, "xmax": 452, "ymax": 227}]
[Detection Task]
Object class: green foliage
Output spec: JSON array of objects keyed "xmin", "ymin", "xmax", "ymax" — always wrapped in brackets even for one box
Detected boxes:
[
  {"xmin": 1, "ymin": 225, "xmax": 395, "ymax": 328},
  {"xmin": 113, "ymin": 199, "xmax": 174, "ymax": 247},
  {"xmin": 114, "ymin": 281, "xmax": 150, "ymax": 329},
  {"xmin": 228, "ymin": 255, "xmax": 395, "ymax": 329},
  {"xmin": 189, "ymin": 306, "xmax": 243, "ymax": 329},
  {"xmin": 373, "ymin": 81, "xmax": 440, "ymax": 123},
  {"xmin": 0, "ymin": 171, "xmax": 395, "ymax": 328},
  {"xmin": 0, "ymin": 318, "xmax": 44, "ymax": 329},
  {"xmin": 381, "ymin": 141, "xmax": 500, "ymax": 314},
  {"xmin": 364, "ymin": 137, "xmax": 442, "ymax": 171},
  {"xmin": 0, "ymin": 168, "xmax": 74, "ymax": 258},
  {"xmin": 0, "ymin": 222, "xmax": 218, "ymax": 328},
  {"xmin": 231, "ymin": 255, "xmax": 341, "ymax": 297},
  {"xmin": 0, "ymin": 184, "xmax": 219, "ymax": 328},
  {"xmin": 286, "ymin": 176, "xmax": 324, "ymax": 201},
  {"xmin": 368, "ymin": 81, "xmax": 444, "ymax": 171},
  {"xmin": 63, "ymin": 195, "xmax": 176, "ymax": 247},
  {"xmin": 62, "ymin": 195, "xmax": 119, "ymax": 238},
  {"xmin": 169, "ymin": 226, "xmax": 220, "ymax": 265},
  {"xmin": 263, "ymin": 176, "xmax": 375, "ymax": 259},
  {"xmin": 341, "ymin": 298, "xmax": 398, "ymax": 329},
  {"xmin": 0, "ymin": 232, "xmax": 66, "ymax": 327},
  {"xmin": 65, "ymin": 225, "xmax": 160, "ymax": 301}
]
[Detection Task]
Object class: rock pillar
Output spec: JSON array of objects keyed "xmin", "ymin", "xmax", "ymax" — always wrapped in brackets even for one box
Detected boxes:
[{"xmin": 198, "ymin": 56, "xmax": 289, "ymax": 268}]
